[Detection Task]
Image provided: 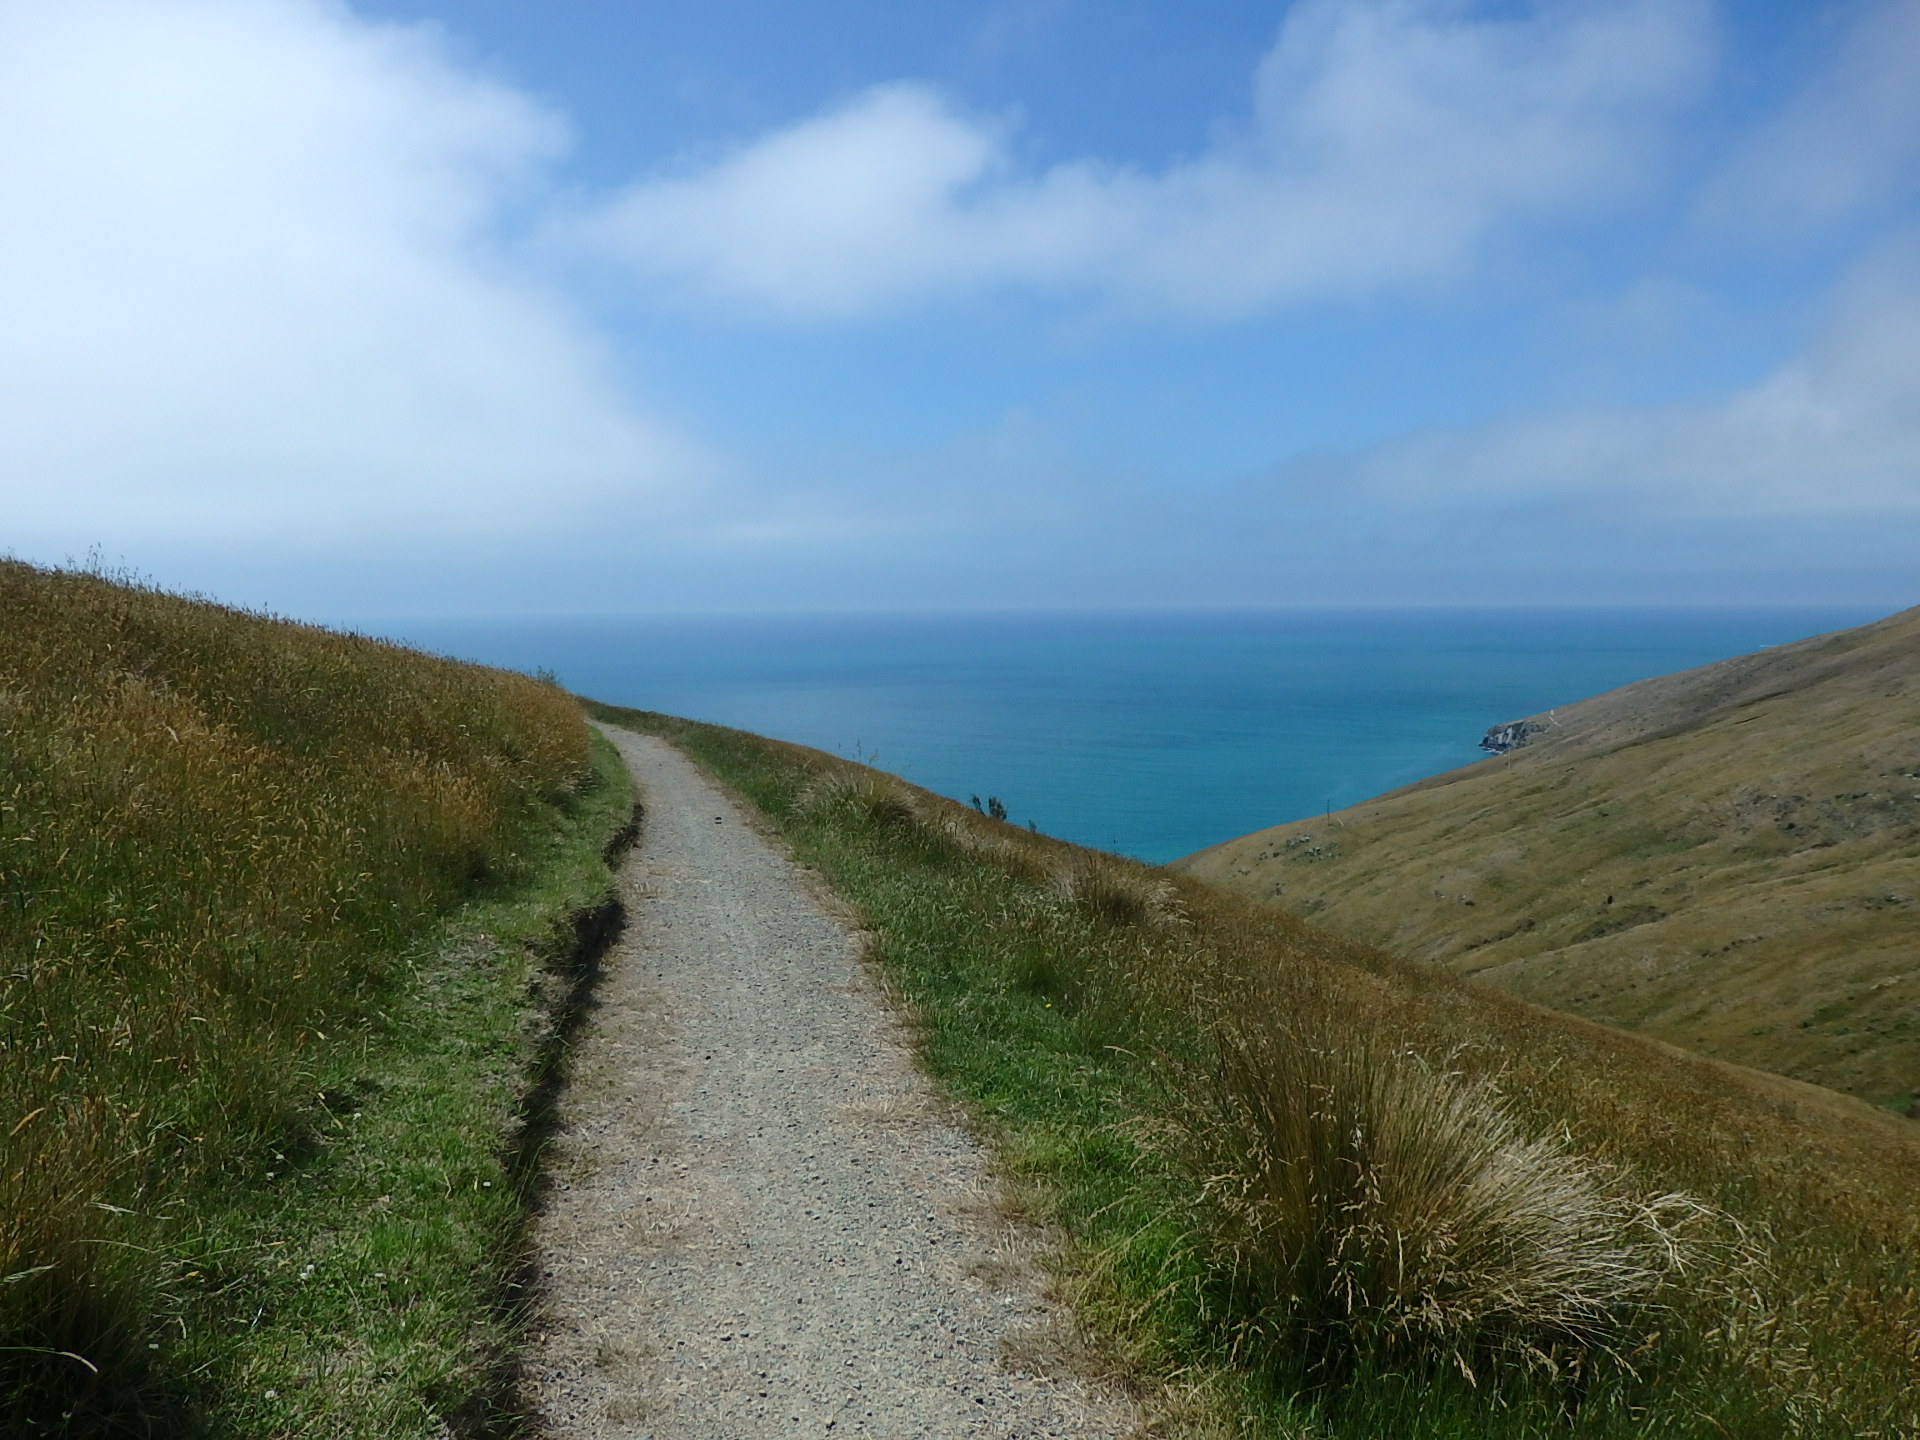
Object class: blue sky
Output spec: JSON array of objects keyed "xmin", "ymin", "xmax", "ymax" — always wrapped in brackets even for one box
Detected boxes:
[{"xmin": 2, "ymin": 0, "xmax": 1917, "ymax": 615}]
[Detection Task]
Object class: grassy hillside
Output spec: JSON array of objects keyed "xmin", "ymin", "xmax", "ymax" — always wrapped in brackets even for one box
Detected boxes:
[
  {"xmin": 0, "ymin": 561, "xmax": 634, "ymax": 1436},
  {"xmin": 592, "ymin": 703, "xmax": 1920, "ymax": 1439},
  {"xmin": 1178, "ymin": 604, "xmax": 1920, "ymax": 1108}
]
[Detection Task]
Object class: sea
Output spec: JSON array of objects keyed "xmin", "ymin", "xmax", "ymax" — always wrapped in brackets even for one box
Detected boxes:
[{"xmin": 358, "ymin": 607, "xmax": 1884, "ymax": 866}]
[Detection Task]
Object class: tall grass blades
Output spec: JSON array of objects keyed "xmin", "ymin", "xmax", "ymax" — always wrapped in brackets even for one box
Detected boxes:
[
  {"xmin": 1052, "ymin": 854, "xmax": 1186, "ymax": 929},
  {"xmin": 795, "ymin": 768, "xmax": 925, "ymax": 831},
  {"xmin": 1178, "ymin": 991, "xmax": 1706, "ymax": 1387},
  {"xmin": 795, "ymin": 758, "xmax": 1713, "ymax": 1394},
  {"xmin": 0, "ymin": 561, "xmax": 590, "ymax": 1427}
]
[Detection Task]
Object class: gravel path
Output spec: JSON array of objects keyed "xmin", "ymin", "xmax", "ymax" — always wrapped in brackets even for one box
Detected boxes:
[{"xmin": 523, "ymin": 727, "xmax": 1135, "ymax": 1439}]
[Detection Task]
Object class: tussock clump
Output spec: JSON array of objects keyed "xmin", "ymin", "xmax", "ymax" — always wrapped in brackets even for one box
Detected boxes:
[
  {"xmin": 930, "ymin": 804, "xmax": 1024, "ymax": 858},
  {"xmin": 796, "ymin": 768, "xmax": 924, "ymax": 831},
  {"xmin": 798, "ymin": 768, "xmax": 1057, "ymax": 881},
  {"xmin": 1182, "ymin": 999, "xmax": 1707, "ymax": 1385},
  {"xmin": 1053, "ymin": 855, "xmax": 1185, "ymax": 928}
]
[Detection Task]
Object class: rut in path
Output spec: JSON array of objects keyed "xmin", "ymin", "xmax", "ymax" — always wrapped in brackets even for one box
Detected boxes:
[{"xmin": 522, "ymin": 727, "xmax": 1136, "ymax": 1438}]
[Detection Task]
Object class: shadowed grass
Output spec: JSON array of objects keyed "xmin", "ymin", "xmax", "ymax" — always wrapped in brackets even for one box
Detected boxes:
[
  {"xmin": 795, "ymin": 767, "xmax": 924, "ymax": 831},
  {"xmin": 1052, "ymin": 853, "xmax": 1186, "ymax": 928}
]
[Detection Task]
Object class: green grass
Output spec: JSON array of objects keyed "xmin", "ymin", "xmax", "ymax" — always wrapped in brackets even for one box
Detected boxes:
[
  {"xmin": 160, "ymin": 732, "xmax": 636, "ymax": 1439},
  {"xmin": 0, "ymin": 561, "xmax": 635, "ymax": 1435},
  {"xmin": 591, "ymin": 703, "xmax": 1920, "ymax": 1440}
]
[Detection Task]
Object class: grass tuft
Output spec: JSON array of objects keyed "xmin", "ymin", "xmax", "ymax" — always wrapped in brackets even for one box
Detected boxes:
[
  {"xmin": 1178, "ymin": 997, "xmax": 1709, "ymax": 1388},
  {"xmin": 1053, "ymin": 854, "xmax": 1185, "ymax": 928},
  {"xmin": 796, "ymin": 768, "xmax": 924, "ymax": 831}
]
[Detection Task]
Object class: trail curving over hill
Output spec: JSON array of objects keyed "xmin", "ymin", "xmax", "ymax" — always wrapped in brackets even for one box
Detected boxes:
[{"xmin": 523, "ymin": 727, "xmax": 1133, "ymax": 1438}]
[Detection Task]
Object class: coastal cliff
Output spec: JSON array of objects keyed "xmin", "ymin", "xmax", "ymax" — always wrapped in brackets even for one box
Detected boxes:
[{"xmin": 1479, "ymin": 718, "xmax": 1542, "ymax": 754}]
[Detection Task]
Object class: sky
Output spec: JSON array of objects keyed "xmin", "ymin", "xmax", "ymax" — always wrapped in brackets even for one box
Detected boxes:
[{"xmin": 2, "ymin": 0, "xmax": 1918, "ymax": 617}]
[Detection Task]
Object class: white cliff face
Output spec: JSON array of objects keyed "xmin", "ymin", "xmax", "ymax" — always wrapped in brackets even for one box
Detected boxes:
[{"xmin": 1479, "ymin": 719, "xmax": 1543, "ymax": 754}]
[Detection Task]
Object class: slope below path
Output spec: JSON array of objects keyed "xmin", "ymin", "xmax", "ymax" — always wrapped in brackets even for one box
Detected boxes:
[{"xmin": 523, "ymin": 727, "xmax": 1135, "ymax": 1438}]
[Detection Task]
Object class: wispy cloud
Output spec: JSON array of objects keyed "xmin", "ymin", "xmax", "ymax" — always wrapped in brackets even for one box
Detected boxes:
[
  {"xmin": 564, "ymin": 0, "xmax": 1712, "ymax": 320},
  {"xmin": 1290, "ymin": 233, "xmax": 1920, "ymax": 518},
  {"xmin": 592, "ymin": 228, "xmax": 1920, "ymax": 611},
  {"xmin": 1697, "ymin": 0, "xmax": 1920, "ymax": 240},
  {"xmin": 0, "ymin": 0, "xmax": 709, "ymax": 547}
]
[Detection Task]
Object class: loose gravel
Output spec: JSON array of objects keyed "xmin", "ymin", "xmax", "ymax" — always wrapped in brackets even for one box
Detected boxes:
[{"xmin": 522, "ymin": 727, "xmax": 1136, "ymax": 1438}]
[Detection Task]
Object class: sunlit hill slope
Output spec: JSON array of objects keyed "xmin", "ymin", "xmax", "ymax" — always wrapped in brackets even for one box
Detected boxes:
[
  {"xmin": 1177, "ymin": 604, "xmax": 1920, "ymax": 1109},
  {"xmin": 0, "ymin": 559, "xmax": 615, "ymax": 1433}
]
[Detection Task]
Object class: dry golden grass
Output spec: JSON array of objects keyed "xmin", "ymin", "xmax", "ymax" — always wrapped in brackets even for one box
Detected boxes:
[
  {"xmin": 1179, "ymin": 1004, "xmax": 1712, "ymax": 1386},
  {"xmin": 1052, "ymin": 853, "xmax": 1187, "ymax": 928},
  {"xmin": 0, "ymin": 560, "xmax": 590, "ymax": 1419},
  {"xmin": 1181, "ymin": 886, "xmax": 1920, "ymax": 1425},
  {"xmin": 1156, "ymin": 846, "xmax": 1920, "ymax": 1428},
  {"xmin": 598, "ymin": 707, "xmax": 1920, "ymax": 1429},
  {"xmin": 1180, "ymin": 603, "xmax": 1920, "ymax": 1107},
  {"xmin": 796, "ymin": 767, "xmax": 926, "ymax": 830}
]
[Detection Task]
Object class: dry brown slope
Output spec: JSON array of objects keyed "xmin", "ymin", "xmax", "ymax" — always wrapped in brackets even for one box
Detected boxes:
[{"xmin": 1175, "ymin": 604, "xmax": 1920, "ymax": 1107}]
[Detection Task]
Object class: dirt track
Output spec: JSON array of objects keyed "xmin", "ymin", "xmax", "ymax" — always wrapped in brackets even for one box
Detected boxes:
[{"xmin": 522, "ymin": 726, "xmax": 1133, "ymax": 1438}]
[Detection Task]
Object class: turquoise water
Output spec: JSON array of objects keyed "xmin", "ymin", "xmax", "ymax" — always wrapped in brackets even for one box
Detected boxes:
[{"xmin": 363, "ymin": 608, "xmax": 1882, "ymax": 865}]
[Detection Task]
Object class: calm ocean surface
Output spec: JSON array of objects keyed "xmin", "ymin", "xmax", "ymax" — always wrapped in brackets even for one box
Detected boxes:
[{"xmin": 362, "ymin": 608, "xmax": 1881, "ymax": 865}]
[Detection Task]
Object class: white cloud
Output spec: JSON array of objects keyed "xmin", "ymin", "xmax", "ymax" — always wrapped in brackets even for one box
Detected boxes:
[
  {"xmin": 570, "ymin": 84, "xmax": 1017, "ymax": 320},
  {"xmin": 1699, "ymin": 0, "xmax": 1920, "ymax": 238},
  {"xmin": 1316, "ymin": 235, "xmax": 1920, "ymax": 516},
  {"xmin": 0, "ymin": 0, "xmax": 708, "ymax": 546},
  {"xmin": 566, "ymin": 0, "xmax": 1712, "ymax": 320}
]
